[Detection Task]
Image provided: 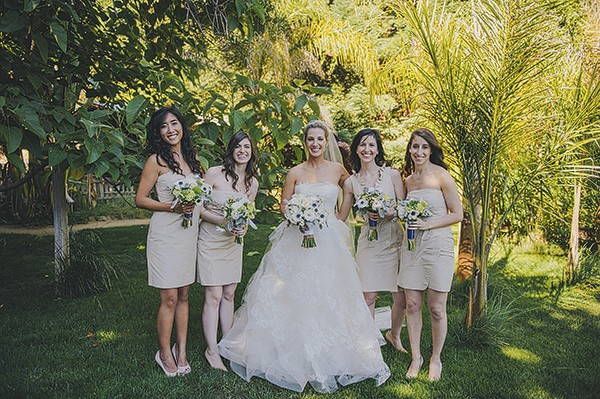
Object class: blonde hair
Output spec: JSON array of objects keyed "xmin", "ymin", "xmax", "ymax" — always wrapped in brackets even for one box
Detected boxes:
[{"xmin": 303, "ymin": 120, "xmax": 330, "ymax": 141}]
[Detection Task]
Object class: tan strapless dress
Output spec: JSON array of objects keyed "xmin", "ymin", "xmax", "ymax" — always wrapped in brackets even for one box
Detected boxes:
[
  {"xmin": 146, "ymin": 172, "xmax": 200, "ymax": 289},
  {"xmin": 349, "ymin": 167, "xmax": 402, "ymax": 292},
  {"xmin": 196, "ymin": 190, "xmax": 246, "ymax": 286},
  {"xmin": 397, "ymin": 189, "xmax": 455, "ymax": 292}
]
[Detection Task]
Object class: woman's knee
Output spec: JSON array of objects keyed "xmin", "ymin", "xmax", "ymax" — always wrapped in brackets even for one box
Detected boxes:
[
  {"xmin": 363, "ymin": 292, "xmax": 377, "ymax": 307},
  {"xmin": 160, "ymin": 291, "xmax": 178, "ymax": 309},
  {"xmin": 428, "ymin": 303, "xmax": 446, "ymax": 322},
  {"xmin": 405, "ymin": 297, "xmax": 422, "ymax": 314},
  {"xmin": 204, "ymin": 288, "xmax": 223, "ymax": 306}
]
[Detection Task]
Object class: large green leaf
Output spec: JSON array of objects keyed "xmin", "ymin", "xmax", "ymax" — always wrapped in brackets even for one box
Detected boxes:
[
  {"xmin": 85, "ymin": 141, "xmax": 105, "ymax": 164},
  {"xmin": 50, "ymin": 22, "xmax": 67, "ymax": 53},
  {"xmin": 126, "ymin": 95, "xmax": 149, "ymax": 126},
  {"xmin": 32, "ymin": 31, "xmax": 48, "ymax": 63},
  {"xmin": 105, "ymin": 129, "xmax": 125, "ymax": 146},
  {"xmin": 7, "ymin": 153, "xmax": 27, "ymax": 173},
  {"xmin": 293, "ymin": 94, "xmax": 308, "ymax": 113},
  {"xmin": 290, "ymin": 116, "xmax": 303, "ymax": 136},
  {"xmin": 0, "ymin": 11, "xmax": 27, "ymax": 33},
  {"xmin": 8, "ymin": 127, "xmax": 23, "ymax": 153},
  {"xmin": 24, "ymin": 0, "xmax": 42, "ymax": 12},
  {"xmin": 13, "ymin": 106, "xmax": 46, "ymax": 139},
  {"xmin": 307, "ymin": 100, "xmax": 321, "ymax": 117},
  {"xmin": 48, "ymin": 147, "xmax": 68, "ymax": 167}
]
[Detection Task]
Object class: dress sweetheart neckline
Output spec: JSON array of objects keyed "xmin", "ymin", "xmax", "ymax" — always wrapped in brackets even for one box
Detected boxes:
[
  {"xmin": 158, "ymin": 171, "xmax": 196, "ymax": 179},
  {"xmin": 295, "ymin": 181, "xmax": 337, "ymax": 187},
  {"xmin": 408, "ymin": 188, "xmax": 442, "ymax": 193}
]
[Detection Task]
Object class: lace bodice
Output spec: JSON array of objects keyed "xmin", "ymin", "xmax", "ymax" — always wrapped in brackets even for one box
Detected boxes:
[{"xmin": 295, "ymin": 182, "xmax": 340, "ymax": 213}]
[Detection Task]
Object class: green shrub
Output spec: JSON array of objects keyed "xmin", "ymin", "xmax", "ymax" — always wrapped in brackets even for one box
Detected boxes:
[
  {"xmin": 55, "ymin": 231, "xmax": 121, "ymax": 298},
  {"xmin": 449, "ymin": 288, "xmax": 520, "ymax": 349}
]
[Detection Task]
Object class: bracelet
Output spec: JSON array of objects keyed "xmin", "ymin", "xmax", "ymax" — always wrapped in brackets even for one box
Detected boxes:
[{"xmin": 199, "ymin": 209, "xmax": 206, "ymax": 219}]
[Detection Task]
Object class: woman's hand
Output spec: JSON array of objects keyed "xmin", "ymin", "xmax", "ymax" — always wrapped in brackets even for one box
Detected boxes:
[
  {"xmin": 367, "ymin": 210, "xmax": 383, "ymax": 221},
  {"xmin": 173, "ymin": 202, "xmax": 195, "ymax": 215},
  {"xmin": 409, "ymin": 218, "xmax": 430, "ymax": 230},
  {"xmin": 230, "ymin": 223, "xmax": 248, "ymax": 238}
]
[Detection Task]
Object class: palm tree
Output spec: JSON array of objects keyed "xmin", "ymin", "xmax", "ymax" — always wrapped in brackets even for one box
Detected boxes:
[{"xmin": 392, "ymin": 0, "xmax": 600, "ymax": 328}]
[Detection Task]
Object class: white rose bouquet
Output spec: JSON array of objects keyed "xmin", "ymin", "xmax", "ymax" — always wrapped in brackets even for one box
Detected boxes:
[
  {"xmin": 169, "ymin": 175, "xmax": 212, "ymax": 228},
  {"xmin": 283, "ymin": 193, "xmax": 329, "ymax": 248},
  {"xmin": 222, "ymin": 197, "xmax": 258, "ymax": 244},
  {"xmin": 394, "ymin": 198, "xmax": 433, "ymax": 250},
  {"xmin": 353, "ymin": 187, "xmax": 393, "ymax": 241}
]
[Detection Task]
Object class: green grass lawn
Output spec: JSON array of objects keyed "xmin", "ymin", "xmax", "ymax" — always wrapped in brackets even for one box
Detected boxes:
[{"xmin": 1, "ymin": 225, "xmax": 599, "ymax": 398}]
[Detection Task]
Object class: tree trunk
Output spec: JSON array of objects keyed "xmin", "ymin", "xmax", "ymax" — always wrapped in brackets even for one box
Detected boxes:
[
  {"xmin": 566, "ymin": 183, "xmax": 581, "ymax": 284},
  {"xmin": 594, "ymin": 200, "xmax": 600, "ymax": 244},
  {"xmin": 466, "ymin": 250, "xmax": 488, "ymax": 330},
  {"xmin": 457, "ymin": 209, "xmax": 475, "ymax": 282},
  {"xmin": 52, "ymin": 165, "xmax": 69, "ymax": 282}
]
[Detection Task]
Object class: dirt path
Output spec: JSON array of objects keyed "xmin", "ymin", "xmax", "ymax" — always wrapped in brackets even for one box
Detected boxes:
[{"xmin": 0, "ymin": 219, "xmax": 151, "ymax": 236}]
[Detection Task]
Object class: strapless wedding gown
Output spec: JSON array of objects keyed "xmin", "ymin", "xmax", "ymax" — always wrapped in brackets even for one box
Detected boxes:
[{"xmin": 218, "ymin": 182, "xmax": 390, "ymax": 393}]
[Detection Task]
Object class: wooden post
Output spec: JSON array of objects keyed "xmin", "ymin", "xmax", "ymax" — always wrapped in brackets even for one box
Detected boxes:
[
  {"xmin": 52, "ymin": 165, "xmax": 69, "ymax": 281},
  {"xmin": 566, "ymin": 183, "xmax": 581, "ymax": 284}
]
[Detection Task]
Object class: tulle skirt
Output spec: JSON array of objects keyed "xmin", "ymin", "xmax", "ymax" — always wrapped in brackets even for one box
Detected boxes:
[{"xmin": 218, "ymin": 219, "xmax": 390, "ymax": 393}]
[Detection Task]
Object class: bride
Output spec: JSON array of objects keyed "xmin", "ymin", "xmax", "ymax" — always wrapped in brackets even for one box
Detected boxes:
[{"xmin": 218, "ymin": 120, "xmax": 390, "ymax": 393}]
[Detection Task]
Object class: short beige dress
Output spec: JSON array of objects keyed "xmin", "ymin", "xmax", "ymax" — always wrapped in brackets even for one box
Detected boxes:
[
  {"xmin": 397, "ymin": 189, "xmax": 455, "ymax": 292},
  {"xmin": 147, "ymin": 172, "xmax": 200, "ymax": 289},
  {"xmin": 197, "ymin": 190, "xmax": 246, "ymax": 286},
  {"xmin": 350, "ymin": 167, "xmax": 402, "ymax": 293}
]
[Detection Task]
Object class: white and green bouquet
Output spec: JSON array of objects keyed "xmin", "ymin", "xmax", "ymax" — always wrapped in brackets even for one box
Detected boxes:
[
  {"xmin": 169, "ymin": 175, "xmax": 212, "ymax": 228},
  {"xmin": 222, "ymin": 197, "xmax": 258, "ymax": 244},
  {"xmin": 394, "ymin": 198, "xmax": 433, "ymax": 250},
  {"xmin": 284, "ymin": 193, "xmax": 329, "ymax": 248},
  {"xmin": 353, "ymin": 187, "xmax": 393, "ymax": 241}
]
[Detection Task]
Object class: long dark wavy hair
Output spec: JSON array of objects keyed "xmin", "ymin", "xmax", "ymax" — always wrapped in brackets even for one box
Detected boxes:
[
  {"xmin": 222, "ymin": 130, "xmax": 258, "ymax": 193},
  {"xmin": 349, "ymin": 128, "xmax": 387, "ymax": 173},
  {"xmin": 403, "ymin": 128, "xmax": 448, "ymax": 178},
  {"xmin": 146, "ymin": 107, "xmax": 203, "ymax": 176}
]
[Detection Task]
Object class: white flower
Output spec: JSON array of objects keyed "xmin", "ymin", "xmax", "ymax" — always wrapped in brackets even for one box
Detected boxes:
[{"xmin": 303, "ymin": 209, "xmax": 317, "ymax": 222}]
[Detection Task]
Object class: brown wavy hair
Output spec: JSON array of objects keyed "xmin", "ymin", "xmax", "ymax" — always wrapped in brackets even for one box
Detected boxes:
[
  {"xmin": 146, "ymin": 107, "xmax": 203, "ymax": 176},
  {"xmin": 222, "ymin": 131, "xmax": 258, "ymax": 193},
  {"xmin": 403, "ymin": 128, "xmax": 448, "ymax": 178}
]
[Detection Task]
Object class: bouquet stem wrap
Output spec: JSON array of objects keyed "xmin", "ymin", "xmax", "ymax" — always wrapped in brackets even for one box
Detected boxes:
[
  {"xmin": 406, "ymin": 228, "xmax": 415, "ymax": 251},
  {"xmin": 367, "ymin": 218, "xmax": 378, "ymax": 241},
  {"xmin": 233, "ymin": 221, "xmax": 243, "ymax": 244},
  {"xmin": 301, "ymin": 225, "xmax": 316, "ymax": 248},
  {"xmin": 182, "ymin": 209, "xmax": 193, "ymax": 228}
]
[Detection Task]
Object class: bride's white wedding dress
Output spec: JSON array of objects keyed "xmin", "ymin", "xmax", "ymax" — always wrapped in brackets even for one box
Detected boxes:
[{"xmin": 218, "ymin": 182, "xmax": 391, "ymax": 393}]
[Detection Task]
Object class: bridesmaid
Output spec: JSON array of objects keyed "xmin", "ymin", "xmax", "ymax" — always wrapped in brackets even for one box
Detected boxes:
[
  {"xmin": 136, "ymin": 107, "xmax": 204, "ymax": 377},
  {"xmin": 339, "ymin": 128, "xmax": 408, "ymax": 352},
  {"xmin": 398, "ymin": 128, "xmax": 462, "ymax": 381},
  {"xmin": 196, "ymin": 131, "xmax": 259, "ymax": 371}
]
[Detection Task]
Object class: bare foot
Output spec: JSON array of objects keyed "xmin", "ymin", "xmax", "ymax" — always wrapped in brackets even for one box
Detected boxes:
[
  {"xmin": 429, "ymin": 360, "xmax": 442, "ymax": 381},
  {"xmin": 406, "ymin": 356, "xmax": 423, "ymax": 379},
  {"xmin": 205, "ymin": 348, "xmax": 228, "ymax": 371},
  {"xmin": 385, "ymin": 331, "xmax": 408, "ymax": 353}
]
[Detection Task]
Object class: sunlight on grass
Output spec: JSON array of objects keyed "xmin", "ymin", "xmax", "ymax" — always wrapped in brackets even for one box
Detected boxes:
[
  {"xmin": 136, "ymin": 244, "xmax": 145, "ymax": 250},
  {"xmin": 96, "ymin": 330, "xmax": 126, "ymax": 342},
  {"xmin": 502, "ymin": 346, "xmax": 542, "ymax": 364},
  {"xmin": 558, "ymin": 289, "xmax": 600, "ymax": 316},
  {"xmin": 386, "ymin": 381, "xmax": 428, "ymax": 396}
]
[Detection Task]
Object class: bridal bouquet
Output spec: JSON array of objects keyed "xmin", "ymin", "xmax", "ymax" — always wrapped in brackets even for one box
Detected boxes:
[
  {"xmin": 394, "ymin": 198, "xmax": 433, "ymax": 250},
  {"xmin": 353, "ymin": 187, "xmax": 393, "ymax": 241},
  {"xmin": 169, "ymin": 175, "xmax": 212, "ymax": 228},
  {"xmin": 284, "ymin": 194, "xmax": 329, "ymax": 248},
  {"xmin": 222, "ymin": 197, "xmax": 258, "ymax": 244}
]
